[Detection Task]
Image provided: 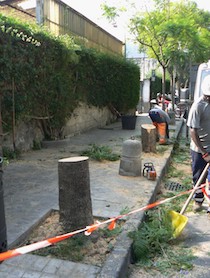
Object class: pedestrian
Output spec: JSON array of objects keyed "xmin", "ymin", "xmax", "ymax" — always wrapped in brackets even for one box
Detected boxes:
[
  {"xmin": 187, "ymin": 75, "xmax": 210, "ymax": 212},
  {"xmin": 156, "ymin": 93, "xmax": 170, "ymax": 110},
  {"xmin": 156, "ymin": 93, "xmax": 163, "ymax": 106},
  {"xmin": 149, "ymin": 100, "xmax": 171, "ymax": 144}
]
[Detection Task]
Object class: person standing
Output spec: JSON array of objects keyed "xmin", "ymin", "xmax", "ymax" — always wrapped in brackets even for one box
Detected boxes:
[{"xmin": 187, "ymin": 75, "xmax": 210, "ymax": 211}]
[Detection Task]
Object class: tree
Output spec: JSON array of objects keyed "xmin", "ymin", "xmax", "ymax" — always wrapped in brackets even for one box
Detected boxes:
[
  {"xmin": 130, "ymin": 0, "xmax": 210, "ymax": 108},
  {"xmin": 161, "ymin": 2, "xmax": 210, "ymax": 102},
  {"xmin": 0, "ymin": 96, "xmax": 7, "ymax": 253},
  {"xmin": 102, "ymin": 0, "xmax": 210, "ymax": 109}
]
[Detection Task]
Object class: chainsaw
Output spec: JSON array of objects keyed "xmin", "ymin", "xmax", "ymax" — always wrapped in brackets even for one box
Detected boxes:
[{"xmin": 143, "ymin": 162, "xmax": 157, "ymax": 180}]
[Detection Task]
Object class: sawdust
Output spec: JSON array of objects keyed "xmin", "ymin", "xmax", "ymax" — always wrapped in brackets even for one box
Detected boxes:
[{"xmin": 24, "ymin": 210, "xmax": 123, "ymax": 267}]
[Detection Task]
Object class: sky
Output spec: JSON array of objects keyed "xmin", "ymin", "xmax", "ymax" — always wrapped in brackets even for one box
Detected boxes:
[
  {"xmin": 19, "ymin": 0, "xmax": 210, "ymax": 40},
  {"xmin": 64, "ymin": 0, "xmax": 210, "ymax": 39}
]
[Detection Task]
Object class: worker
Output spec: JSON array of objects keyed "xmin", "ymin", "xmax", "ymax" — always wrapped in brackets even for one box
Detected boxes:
[
  {"xmin": 187, "ymin": 75, "xmax": 210, "ymax": 212},
  {"xmin": 149, "ymin": 100, "xmax": 171, "ymax": 145}
]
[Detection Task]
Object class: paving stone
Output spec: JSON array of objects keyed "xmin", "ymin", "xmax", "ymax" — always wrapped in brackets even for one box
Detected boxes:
[
  {"xmin": 1, "ymin": 116, "xmax": 184, "ymax": 278},
  {"xmin": 22, "ymin": 271, "xmax": 42, "ymax": 278},
  {"xmin": 42, "ymin": 257, "xmax": 63, "ymax": 274}
]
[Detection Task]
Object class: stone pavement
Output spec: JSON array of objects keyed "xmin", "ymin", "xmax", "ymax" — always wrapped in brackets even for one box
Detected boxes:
[{"xmin": 0, "ymin": 114, "xmax": 183, "ymax": 277}]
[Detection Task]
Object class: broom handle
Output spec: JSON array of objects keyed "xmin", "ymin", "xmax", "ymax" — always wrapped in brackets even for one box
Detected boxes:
[{"xmin": 180, "ymin": 162, "xmax": 210, "ymax": 215}]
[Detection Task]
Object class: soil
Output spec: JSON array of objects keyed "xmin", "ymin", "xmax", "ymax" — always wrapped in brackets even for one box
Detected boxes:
[{"xmin": 24, "ymin": 210, "xmax": 123, "ymax": 267}]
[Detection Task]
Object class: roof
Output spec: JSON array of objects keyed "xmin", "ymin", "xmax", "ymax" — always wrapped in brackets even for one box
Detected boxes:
[{"xmin": 0, "ymin": 0, "xmax": 19, "ymax": 5}]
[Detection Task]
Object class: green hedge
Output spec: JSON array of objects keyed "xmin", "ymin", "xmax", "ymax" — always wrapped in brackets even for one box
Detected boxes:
[
  {"xmin": 150, "ymin": 75, "xmax": 170, "ymax": 100},
  {"xmin": 0, "ymin": 14, "xmax": 140, "ymax": 140},
  {"xmin": 77, "ymin": 48, "xmax": 140, "ymax": 113}
]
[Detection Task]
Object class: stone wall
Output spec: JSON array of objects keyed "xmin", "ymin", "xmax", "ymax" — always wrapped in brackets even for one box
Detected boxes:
[
  {"xmin": 3, "ymin": 103, "xmax": 115, "ymax": 152},
  {"xmin": 63, "ymin": 103, "xmax": 115, "ymax": 138}
]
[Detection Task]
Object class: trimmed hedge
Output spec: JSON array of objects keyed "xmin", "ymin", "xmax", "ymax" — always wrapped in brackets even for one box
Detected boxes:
[
  {"xmin": 77, "ymin": 48, "xmax": 140, "ymax": 113},
  {"xmin": 0, "ymin": 14, "xmax": 140, "ymax": 140}
]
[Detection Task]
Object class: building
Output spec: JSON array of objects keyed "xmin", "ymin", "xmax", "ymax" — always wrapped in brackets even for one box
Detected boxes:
[{"xmin": 0, "ymin": 0, "xmax": 124, "ymax": 55}]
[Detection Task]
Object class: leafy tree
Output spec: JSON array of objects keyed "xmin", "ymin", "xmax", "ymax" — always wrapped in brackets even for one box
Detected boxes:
[
  {"xmin": 130, "ymin": 0, "xmax": 210, "ymax": 107},
  {"xmin": 161, "ymin": 1, "xmax": 210, "ymax": 101},
  {"xmin": 102, "ymin": 0, "xmax": 210, "ymax": 109}
]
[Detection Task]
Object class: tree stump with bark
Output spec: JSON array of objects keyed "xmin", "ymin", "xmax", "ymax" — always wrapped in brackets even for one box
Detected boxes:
[
  {"xmin": 141, "ymin": 124, "xmax": 157, "ymax": 152},
  {"xmin": 58, "ymin": 156, "xmax": 93, "ymax": 232}
]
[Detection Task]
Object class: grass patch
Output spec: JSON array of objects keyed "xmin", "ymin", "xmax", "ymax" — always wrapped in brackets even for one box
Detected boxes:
[{"xmin": 81, "ymin": 144, "xmax": 120, "ymax": 161}]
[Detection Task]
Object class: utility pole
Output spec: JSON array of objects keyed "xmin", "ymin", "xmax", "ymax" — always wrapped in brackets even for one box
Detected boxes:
[{"xmin": 36, "ymin": 0, "xmax": 44, "ymax": 25}]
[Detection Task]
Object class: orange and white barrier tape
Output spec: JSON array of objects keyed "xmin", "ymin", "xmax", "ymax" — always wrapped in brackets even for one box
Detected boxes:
[
  {"xmin": 201, "ymin": 180, "xmax": 210, "ymax": 204},
  {"xmin": 0, "ymin": 183, "xmax": 206, "ymax": 262}
]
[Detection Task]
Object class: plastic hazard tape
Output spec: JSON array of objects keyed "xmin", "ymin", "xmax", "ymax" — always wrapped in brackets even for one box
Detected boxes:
[
  {"xmin": 0, "ymin": 184, "xmax": 206, "ymax": 262},
  {"xmin": 201, "ymin": 180, "xmax": 210, "ymax": 204}
]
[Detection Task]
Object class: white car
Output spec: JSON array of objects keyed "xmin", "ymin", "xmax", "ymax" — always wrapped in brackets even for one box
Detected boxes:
[{"xmin": 194, "ymin": 60, "xmax": 210, "ymax": 101}]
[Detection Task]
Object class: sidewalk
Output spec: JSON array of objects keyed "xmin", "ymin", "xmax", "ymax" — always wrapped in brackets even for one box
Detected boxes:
[{"xmin": 0, "ymin": 114, "xmax": 183, "ymax": 277}]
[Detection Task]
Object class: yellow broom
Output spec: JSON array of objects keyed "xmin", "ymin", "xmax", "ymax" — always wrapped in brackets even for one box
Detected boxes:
[{"xmin": 169, "ymin": 162, "xmax": 210, "ymax": 238}]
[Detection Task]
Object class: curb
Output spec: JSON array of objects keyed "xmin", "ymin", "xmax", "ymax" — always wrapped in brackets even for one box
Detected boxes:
[{"xmin": 98, "ymin": 119, "xmax": 184, "ymax": 278}]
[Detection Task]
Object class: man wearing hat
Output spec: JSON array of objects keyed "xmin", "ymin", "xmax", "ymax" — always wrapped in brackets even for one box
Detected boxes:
[{"xmin": 187, "ymin": 75, "xmax": 210, "ymax": 212}]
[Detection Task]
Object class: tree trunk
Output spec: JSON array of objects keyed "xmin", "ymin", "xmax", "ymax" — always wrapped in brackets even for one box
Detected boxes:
[
  {"xmin": 162, "ymin": 66, "xmax": 166, "ymax": 111},
  {"xmin": 58, "ymin": 156, "xmax": 93, "ymax": 232},
  {"xmin": 0, "ymin": 92, "xmax": 7, "ymax": 253},
  {"xmin": 141, "ymin": 124, "xmax": 156, "ymax": 152}
]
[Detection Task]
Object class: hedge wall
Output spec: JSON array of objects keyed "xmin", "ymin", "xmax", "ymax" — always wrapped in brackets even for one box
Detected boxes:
[{"xmin": 0, "ymin": 14, "xmax": 140, "ymax": 140}]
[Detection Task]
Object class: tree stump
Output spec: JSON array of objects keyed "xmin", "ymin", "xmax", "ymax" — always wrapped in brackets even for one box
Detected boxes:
[
  {"xmin": 58, "ymin": 156, "xmax": 93, "ymax": 232},
  {"xmin": 141, "ymin": 124, "xmax": 157, "ymax": 152}
]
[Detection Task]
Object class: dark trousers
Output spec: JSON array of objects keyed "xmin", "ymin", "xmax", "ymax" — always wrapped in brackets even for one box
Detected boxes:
[
  {"xmin": 166, "ymin": 123, "xmax": 169, "ymax": 139},
  {"xmin": 191, "ymin": 150, "xmax": 210, "ymax": 203}
]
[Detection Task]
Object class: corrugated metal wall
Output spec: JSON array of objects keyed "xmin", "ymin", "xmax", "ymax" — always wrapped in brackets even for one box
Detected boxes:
[{"xmin": 43, "ymin": 0, "xmax": 123, "ymax": 55}]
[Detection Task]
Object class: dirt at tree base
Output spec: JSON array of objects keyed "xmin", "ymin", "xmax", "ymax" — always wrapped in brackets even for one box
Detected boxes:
[{"xmin": 22, "ymin": 210, "xmax": 123, "ymax": 267}]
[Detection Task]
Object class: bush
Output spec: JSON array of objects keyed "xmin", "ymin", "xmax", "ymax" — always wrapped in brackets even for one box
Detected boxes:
[{"xmin": 0, "ymin": 14, "xmax": 140, "ymax": 140}]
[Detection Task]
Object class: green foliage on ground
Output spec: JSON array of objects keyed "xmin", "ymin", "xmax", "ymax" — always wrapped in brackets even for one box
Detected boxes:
[
  {"xmin": 31, "ymin": 221, "xmax": 123, "ymax": 263},
  {"xmin": 130, "ymin": 210, "xmax": 174, "ymax": 262},
  {"xmin": 130, "ymin": 208, "xmax": 195, "ymax": 275},
  {"xmin": 130, "ymin": 138, "xmax": 195, "ymax": 274},
  {"xmin": 81, "ymin": 144, "xmax": 120, "ymax": 161}
]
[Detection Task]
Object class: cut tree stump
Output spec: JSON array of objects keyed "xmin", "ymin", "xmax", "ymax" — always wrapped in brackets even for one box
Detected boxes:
[
  {"xmin": 141, "ymin": 124, "xmax": 156, "ymax": 152},
  {"xmin": 58, "ymin": 156, "xmax": 93, "ymax": 232}
]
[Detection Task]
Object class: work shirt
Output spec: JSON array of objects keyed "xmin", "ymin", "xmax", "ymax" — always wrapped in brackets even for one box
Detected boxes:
[
  {"xmin": 150, "ymin": 105, "xmax": 171, "ymax": 124},
  {"xmin": 187, "ymin": 96, "xmax": 210, "ymax": 153}
]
